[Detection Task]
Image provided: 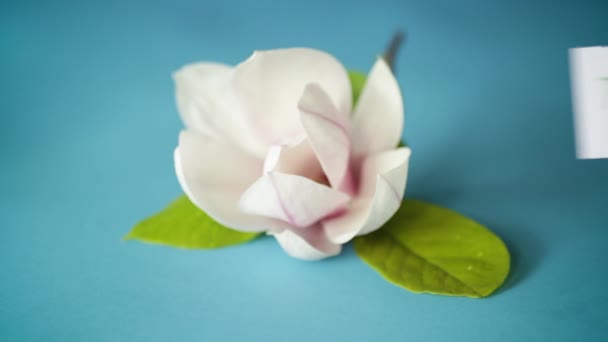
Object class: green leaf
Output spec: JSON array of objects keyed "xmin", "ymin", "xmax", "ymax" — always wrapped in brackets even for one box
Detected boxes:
[
  {"xmin": 354, "ymin": 199, "xmax": 510, "ymax": 298},
  {"xmin": 125, "ymin": 195, "xmax": 261, "ymax": 249},
  {"xmin": 348, "ymin": 70, "xmax": 367, "ymax": 106}
]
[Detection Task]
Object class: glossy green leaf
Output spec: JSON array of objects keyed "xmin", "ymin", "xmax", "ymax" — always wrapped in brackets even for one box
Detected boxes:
[
  {"xmin": 125, "ymin": 195, "xmax": 260, "ymax": 249},
  {"xmin": 354, "ymin": 199, "xmax": 510, "ymax": 298},
  {"xmin": 348, "ymin": 70, "xmax": 367, "ymax": 105}
]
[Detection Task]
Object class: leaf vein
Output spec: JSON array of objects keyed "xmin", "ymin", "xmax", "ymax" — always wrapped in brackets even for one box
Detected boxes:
[{"xmin": 381, "ymin": 230, "xmax": 482, "ymax": 297}]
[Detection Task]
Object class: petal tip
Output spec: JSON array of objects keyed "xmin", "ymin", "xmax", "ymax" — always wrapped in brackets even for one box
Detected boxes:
[{"xmin": 272, "ymin": 228, "xmax": 342, "ymax": 261}]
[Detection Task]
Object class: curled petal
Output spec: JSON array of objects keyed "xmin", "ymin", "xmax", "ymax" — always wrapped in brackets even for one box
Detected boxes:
[
  {"xmin": 238, "ymin": 172, "xmax": 350, "ymax": 228},
  {"xmin": 299, "ymin": 83, "xmax": 353, "ymax": 193},
  {"xmin": 271, "ymin": 226, "xmax": 341, "ymax": 261},
  {"xmin": 263, "ymin": 137, "xmax": 325, "ymax": 182},
  {"xmin": 173, "ymin": 63, "xmax": 267, "ymax": 157},
  {"xmin": 351, "ymin": 58, "xmax": 404, "ymax": 157},
  {"xmin": 323, "ymin": 147, "xmax": 411, "ymax": 244},
  {"xmin": 175, "ymin": 130, "xmax": 285, "ymax": 232},
  {"xmin": 233, "ymin": 48, "xmax": 352, "ymax": 144}
]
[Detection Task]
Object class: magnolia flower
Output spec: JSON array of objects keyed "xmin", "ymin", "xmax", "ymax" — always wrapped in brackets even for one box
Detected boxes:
[{"xmin": 174, "ymin": 48, "xmax": 411, "ymax": 260}]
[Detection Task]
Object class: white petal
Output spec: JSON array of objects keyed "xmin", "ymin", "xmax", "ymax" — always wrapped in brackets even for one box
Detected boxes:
[
  {"xmin": 323, "ymin": 147, "xmax": 411, "ymax": 243},
  {"xmin": 351, "ymin": 58, "xmax": 404, "ymax": 157},
  {"xmin": 239, "ymin": 172, "xmax": 350, "ymax": 228},
  {"xmin": 173, "ymin": 63, "xmax": 267, "ymax": 157},
  {"xmin": 299, "ymin": 83, "xmax": 353, "ymax": 193},
  {"xmin": 272, "ymin": 226, "xmax": 341, "ymax": 261},
  {"xmin": 175, "ymin": 130, "xmax": 285, "ymax": 232},
  {"xmin": 233, "ymin": 48, "xmax": 352, "ymax": 144},
  {"xmin": 262, "ymin": 138, "xmax": 325, "ymax": 182}
]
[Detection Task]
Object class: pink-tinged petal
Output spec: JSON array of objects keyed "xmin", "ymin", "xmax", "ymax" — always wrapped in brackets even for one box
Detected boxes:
[
  {"xmin": 174, "ymin": 63, "xmax": 229, "ymax": 138},
  {"xmin": 238, "ymin": 172, "xmax": 350, "ymax": 228},
  {"xmin": 351, "ymin": 58, "xmax": 404, "ymax": 157},
  {"xmin": 173, "ymin": 63, "xmax": 267, "ymax": 158},
  {"xmin": 299, "ymin": 83, "xmax": 353, "ymax": 192},
  {"xmin": 263, "ymin": 137, "xmax": 325, "ymax": 183},
  {"xmin": 175, "ymin": 130, "xmax": 286, "ymax": 232},
  {"xmin": 233, "ymin": 48, "xmax": 352, "ymax": 144},
  {"xmin": 271, "ymin": 226, "xmax": 341, "ymax": 260},
  {"xmin": 323, "ymin": 147, "xmax": 411, "ymax": 243}
]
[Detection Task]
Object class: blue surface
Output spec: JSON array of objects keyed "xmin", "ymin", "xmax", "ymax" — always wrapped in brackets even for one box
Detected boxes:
[{"xmin": 2, "ymin": 0, "xmax": 608, "ymax": 340}]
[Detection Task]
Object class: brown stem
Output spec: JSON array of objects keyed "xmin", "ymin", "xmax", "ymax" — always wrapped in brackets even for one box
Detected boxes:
[{"xmin": 383, "ymin": 30, "xmax": 406, "ymax": 73}]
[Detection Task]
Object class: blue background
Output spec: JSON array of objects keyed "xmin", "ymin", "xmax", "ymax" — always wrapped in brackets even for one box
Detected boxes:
[{"xmin": 2, "ymin": 0, "xmax": 607, "ymax": 340}]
